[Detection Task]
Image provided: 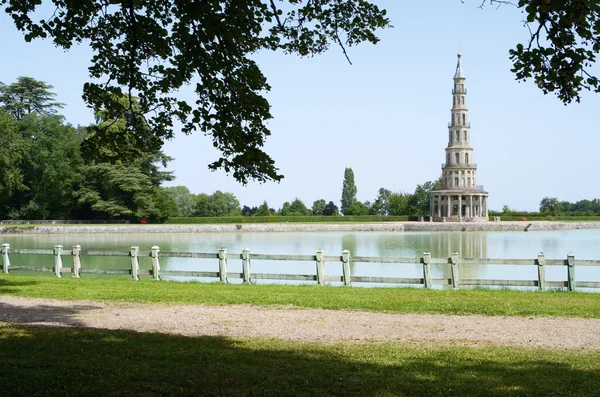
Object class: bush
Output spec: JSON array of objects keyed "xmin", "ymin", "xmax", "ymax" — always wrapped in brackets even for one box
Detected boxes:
[{"xmin": 165, "ymin": 215, "xmax": 410, "ymax": 224}]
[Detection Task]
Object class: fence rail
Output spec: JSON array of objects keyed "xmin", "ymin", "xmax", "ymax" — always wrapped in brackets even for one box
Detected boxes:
[{"xmin": 1, "ymin": 243, "xmax": 599, "ymax": 291}]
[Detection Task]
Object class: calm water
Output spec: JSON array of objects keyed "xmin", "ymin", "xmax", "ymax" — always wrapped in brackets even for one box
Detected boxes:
[{"xmin": 3, "ymin": 229, "xmax": 600, "ymax": 287}]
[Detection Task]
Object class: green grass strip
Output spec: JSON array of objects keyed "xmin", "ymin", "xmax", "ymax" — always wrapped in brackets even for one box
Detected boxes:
[
  {"xmin": 0, "ymin": 325, "xmax": 598, "ymax": 396},
  {"xmin": 2, "ymin": 274, "xmax": 600, "ymax": 317}
]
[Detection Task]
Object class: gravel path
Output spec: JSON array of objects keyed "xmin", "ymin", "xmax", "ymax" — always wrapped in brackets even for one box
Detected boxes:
[{"xmin": 1, "ymin": 296, "xmax": 599, "ymax": 349}]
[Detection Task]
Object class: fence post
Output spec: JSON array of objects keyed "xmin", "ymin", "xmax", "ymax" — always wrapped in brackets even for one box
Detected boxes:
[
  {"xmin": 151, "ymin": 246, "xmax": 160, "ymax": 281},
  {"xmin": 242, "ymin": 248, "xmax": 251, "ymax": 284},
  {"xmin": 537, "ymin": 252, "xmax": 545, "ymax": 291},
  {"xmin": 342, "ymin": 250, "xmax": 351, "ymax": 286},
  {"xmin": 422, "ymin": 252, "xmax": 432, "ymax": 289},
  {"xmin": 130, "ymin": 246, "xmax": 139, "ymax": 280},
  {"xmin": 316, "ymin": 249, "xmax": 324, "ymax": 286},
  {"xmin": 567, "ymin": 252, "xmax": 575, "ymax": 292},
  {"xmin": 54, "ymin": 245, "xmax": 63, "ymax": 278},
  {"xmin": 72, "ymin": 245, "xmax": 81, "ymax": 278},
  {"xmin": 450, "ymin": 252, "xmax": 459, "ymax": 290},
  {"xmin": 218, "ymin": 247, "xmax": 228, "ymax": 283},
  {"xmin": 1, "ymin": 243, "xmax": 10, "ymax": 274}
]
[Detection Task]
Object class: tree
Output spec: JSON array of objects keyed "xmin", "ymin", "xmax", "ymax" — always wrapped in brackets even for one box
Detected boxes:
[
  {"xmin": 371, "ymin": 188, "xmax": 392, "ymax": 216},
  {"xmin": 3, "ymin": 1, "xmax": 390, "ymax": 183},
  {"xmin": 76, "ymin": 160, "xmax": 172, "ymax": 220},
  {"xmin": 539, "ymin": 196, "xmax": 563, "ymax": 216},
  {"xmin": 501, "ymin": 204, "xmax": 516, "ymax": 216},
  {"xmin": 0, "ymin": 110, "xmax": 24, "ymax": 216},
  {"xmin": 346, "ymin": 200, "xmax": 370, "ymax": 216},
  {"xmin": 82, "ymin": 94, "xmax": 164, "ymax": 166},
  {"xmin": 288, "ymin": 198, "xmax": 309, "ymax": 216},
  {"xmin": 311, "ymin": 199, "xmax": 327, "ymax": 216},
  {"xmin": 388, "ymin": 192, "xmax": 410, "ymax": 216},
  {"xmin": 408, "ymin": 181, "xmax": 437, "ymax": 216},
  {"xmin": 75, "ymin": 98, "xmax": 175, "ymax": 220},
  {"xmin": 341, "ymin": 167, "xmax": 357, "ymax": 215},
  {"xmin": 163, "ymin": 186, "xmax": 196, "ymax": 217},
  {"xmin": 255, "ymin": 201, "xmax": 271, "ymax": 216},
  {"xmin": 194, "ymin": 191, "xmax": 241, "ymax": 217},
  {"xmin": 0, "ymin": 76, "xmax": 64, "ymax": 120},
  {"xmin": 8, "ymin": 114, "xmax": 83, "ymax": 220},
  {"xmin": 242, "ymin": 205, "xmax": 257, "ymax": 216},
  {"xmin": 279, "ymin": 202, "xmax": 292, "ymax": 216},
  {"xmin": 501, "ymin": 0, "xmax": 600, "ymax": 104},
  {"xmin": 322, "ymin": 201, "xmax": 339, "ymax": 216}
]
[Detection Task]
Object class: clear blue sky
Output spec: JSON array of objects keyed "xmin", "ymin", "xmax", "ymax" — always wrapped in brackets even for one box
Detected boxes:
[{"xmin": 1, "ymin": 1, "xmax": 599, "ymax": 212}]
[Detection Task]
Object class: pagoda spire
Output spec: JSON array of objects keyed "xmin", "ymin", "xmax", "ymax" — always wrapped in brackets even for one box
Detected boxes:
[{"xmin": 454, "ymin": 53, "xmax": 465, "ymax": 78}]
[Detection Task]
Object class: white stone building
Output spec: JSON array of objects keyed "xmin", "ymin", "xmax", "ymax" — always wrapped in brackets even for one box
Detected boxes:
[{"xmin": 430, "ymin": 54, "xmax": 489, "ymax": 221}]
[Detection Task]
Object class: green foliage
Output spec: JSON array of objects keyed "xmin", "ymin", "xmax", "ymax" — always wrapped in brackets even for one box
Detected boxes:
[
  {"xmin": 506, "ymin": 0, "xmax": 600, "ymax": 103},
  {"xmin": 3, "ymin": 1, "xmax": 390, "ymax": 183},
  {"xmin": 388, "ymin": 192, "xmax": 411, "ymax": 216},
  {"xmin": 496, "ymin": 215, "xmax": 600, "ymax": 221},
  {"xmin": 255, "ymin": 201, "xmax": 272, "ymax": 216},
  {"xmin": 167, "ymin": 215, "xmax": 408, "ymax": 224},
  {"xmin": 341, "ymin": 167, "xmax": 357, "ymax": 215},
  {"xmin": 279, "ymin": 199, "xmax": 310, "ymax": 216},
  {"xmin": 76, "ymin": 161, "xmax": 171, "ymax": 220},
  {"xmin": 345, "ymin": 200, "xmax": 370, "ymax": 216},
  {"xmin": 0, "ymin": 110, "xmax": 24, "ymax": 209},
  {"xmin": 379, "ymin": 179, "xmax": 441, "ymax": 216},
  {"xmin": 408, "ymin": 181, "xmax": 436, "ymax": 216},
  {"xmin": 194, "ymin": 191, "xmax": 241, "ymax": 217},
  {"xmin": 162, "ymin": 186, "xmax": 195, "ymax": 217},
  {"xmin": 540, "ymin": 196, "xmax": 563, "ymax": 216},
  {"xmin": 371, "ymin": 188, "xmax": 392, "ymax": 215},
  {"xmin": 288, "ymin": 198, "xmax": 309, "ymax": 216},
  {"xmin": 0, "ymin": 76, "xmax": 64, "ymax": 119},
  {"xmin": 322, "ymin": 201, "xmax": 339, "ymax": 216},
  {"xmin": 501, "ymin": 204, "xmax": 516, "ymax": 216},
  {"xmin": 6, "ymin": 114, "xmax": 82, "ymax": 220},
  {"xmin": 310, "ymin": 199, "xmax": 326, "ymax": 215}
]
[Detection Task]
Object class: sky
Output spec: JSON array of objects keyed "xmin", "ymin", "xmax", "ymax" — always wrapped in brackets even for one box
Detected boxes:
[{"xmin": 1, "ymin": 1, "xmax": 599, "ymax": 212}]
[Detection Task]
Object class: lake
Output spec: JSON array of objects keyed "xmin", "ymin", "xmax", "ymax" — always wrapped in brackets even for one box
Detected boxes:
[{"xmin": 2, "ymin": 229, "xmax": 600, "ymax": 288}]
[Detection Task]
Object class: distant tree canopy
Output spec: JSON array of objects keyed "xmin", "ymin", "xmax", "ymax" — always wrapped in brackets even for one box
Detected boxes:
[
  {"xmin": 4, "ymin": 1, "xmax": 595, "ymax": 183},
  {"xmin": 0, "ymin": 76, "xmax": 176, "ymax": 221},
  {"xmin": 538, "ymin": 196, "xmax": 600, "ymax": 216},
  {"xmin": 0, "ymin": 76, "xmax": 64, "ymax": 119},
  {"xmin": 194, "ymin": 191, "xmax": 241, "ymax": 217}
]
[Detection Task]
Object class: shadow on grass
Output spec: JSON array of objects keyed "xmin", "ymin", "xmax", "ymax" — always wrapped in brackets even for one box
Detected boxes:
[
  {"xmin": 0, "ymin": 277, "xmax": 39, "ymax": 295},
  {"xmin": 0, "ymin": 326, "xmax": 598, "ymax": 396},
  {"xmin": 0, "ymin": 302, "xmax": 101, "ymax": 327}
]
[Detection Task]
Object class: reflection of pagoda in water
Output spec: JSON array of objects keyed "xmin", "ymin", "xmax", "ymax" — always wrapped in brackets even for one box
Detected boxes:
[
  {"xmin": 418, "ymin": 232, "xmax": 489, "ymax": 283},
  {"xmin": 417, "ymin": 232, "xmax": 488, "ymax": 259}
]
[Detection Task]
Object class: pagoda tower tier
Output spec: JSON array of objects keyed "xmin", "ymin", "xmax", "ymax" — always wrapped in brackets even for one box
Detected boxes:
[{"xmin": 430, "ymin": 54, "xmax": 489, "ymax": 221}]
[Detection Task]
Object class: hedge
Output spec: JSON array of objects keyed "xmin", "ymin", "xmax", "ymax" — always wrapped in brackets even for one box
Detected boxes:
[{"xmin": 165, "ymin": 215, "xmax": 410, "ymax": 224}]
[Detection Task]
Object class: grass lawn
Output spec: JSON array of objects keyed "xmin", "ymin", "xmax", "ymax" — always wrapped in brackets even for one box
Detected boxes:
[
  {"xmin": 2, "ymin": 274, "xmax": 600, "ymax": 318},
  {"xmin": 0, "ymin": 325, "xmax": 598, "ymax": 396}
]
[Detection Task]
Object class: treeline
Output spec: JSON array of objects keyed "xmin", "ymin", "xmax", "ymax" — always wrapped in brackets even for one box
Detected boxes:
[
  {"xmin": 493, "ymin": 197, "xmax": 600, "ymax": 218},
  {"xmin": 0, "ymin": 77, "xmax": 176, "ymax": 221},
  {"xmin": 164, "ymin": 168, "xmax": 442, "ymax": 219}
]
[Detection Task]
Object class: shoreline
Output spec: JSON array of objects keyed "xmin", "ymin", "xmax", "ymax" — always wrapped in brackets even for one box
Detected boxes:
[{"xmin": 1, "ymin": 221, "xmax": 600, "ymax": 234}]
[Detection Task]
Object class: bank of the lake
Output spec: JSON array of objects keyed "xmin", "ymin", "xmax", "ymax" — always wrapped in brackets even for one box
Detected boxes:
[{"xmin": 1, "ymin": 221, "xmax": 600, "ymax": 235}]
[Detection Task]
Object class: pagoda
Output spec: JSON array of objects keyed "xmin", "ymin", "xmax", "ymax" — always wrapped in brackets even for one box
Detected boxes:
[{"xmin": 430, "ymin": 54, "xmax": 489, "ymax": 221}]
